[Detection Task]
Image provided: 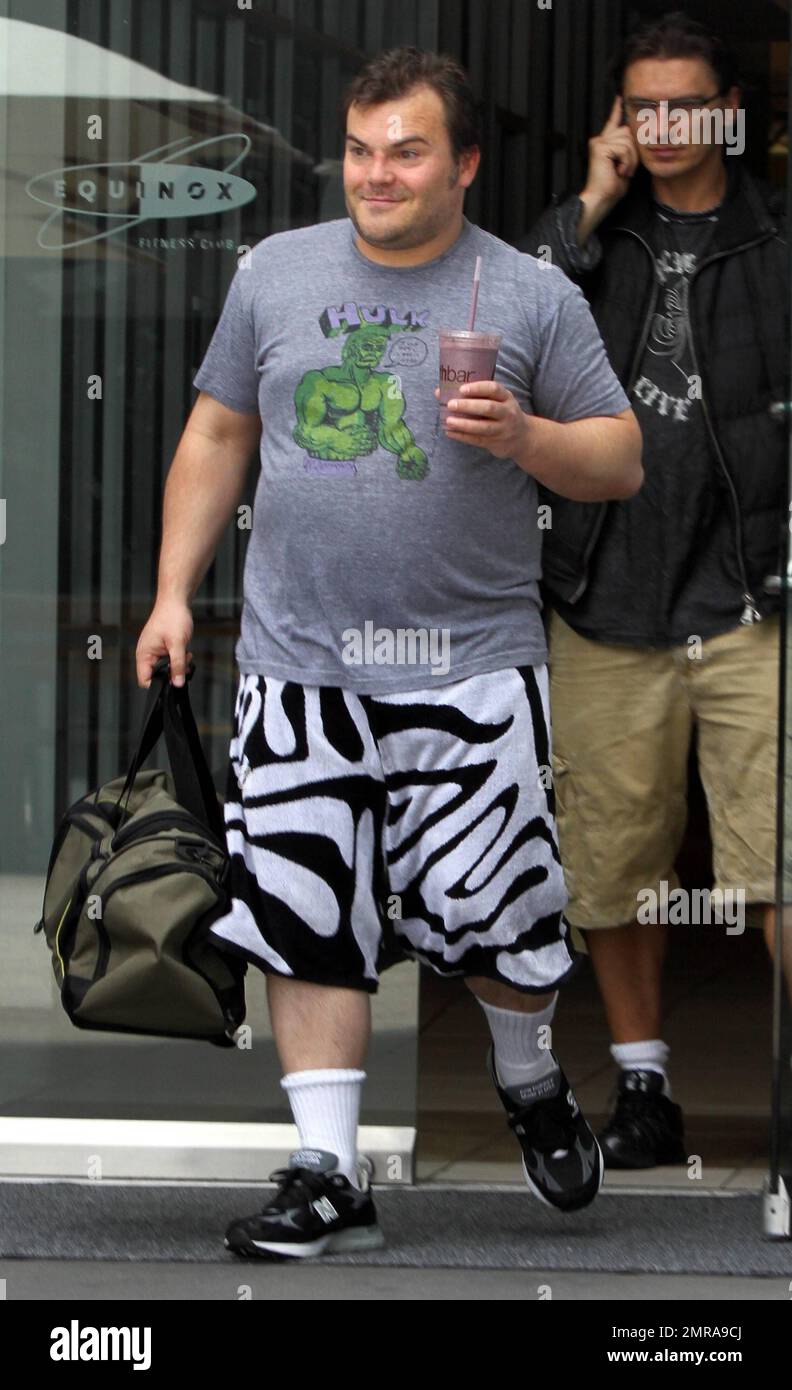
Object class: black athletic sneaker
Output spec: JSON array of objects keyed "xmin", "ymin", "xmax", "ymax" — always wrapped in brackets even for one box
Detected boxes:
[
  {"xmin": 224, "ymin": 1149, "xmax": 385, "ymax": 1260},
  {"xmin": 487, "ymin": 1046, "xmax": 603, "ymax": 1211},
  {"xmin": 597, "ymin": 1069, "xmax": 687, "ymax": 1169}
]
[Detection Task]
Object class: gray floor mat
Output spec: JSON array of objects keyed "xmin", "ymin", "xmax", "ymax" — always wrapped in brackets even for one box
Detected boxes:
[{"xmin": 2, "ymin": 1182, "xmax": 791, "ymax": 1274}]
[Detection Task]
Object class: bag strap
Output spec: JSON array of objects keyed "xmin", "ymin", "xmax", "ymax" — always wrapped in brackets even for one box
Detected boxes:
[
  {"xmin": 114, "ymin": 660, "xmax": 171, "ymax": 814},
  {"xmin": 114, "ymin": 658, "xmax": 224, "ymax": 843},
  {"xmin": 161, "ymin": 674, "xmax": 225, "ymax": 842}
]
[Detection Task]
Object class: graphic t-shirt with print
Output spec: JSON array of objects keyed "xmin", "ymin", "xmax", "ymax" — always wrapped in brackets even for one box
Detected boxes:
[
  {"xmin": 192, "ymin": 215, "xmax": 630, "ymax": 692},
  {"xmin": 553, "ymin": 195, "xmax": 746, "ymax": 648}
]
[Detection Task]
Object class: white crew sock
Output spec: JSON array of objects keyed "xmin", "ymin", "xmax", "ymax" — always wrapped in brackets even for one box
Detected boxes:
[
  {"xmin": 280, "ymin": 1067, "xmax": 366, "ymax": 1187},
  {"xmin": 610, "ymin": 1039, "xmax": 671, "ymax": 1098},
  {"xmin": 477, "ymin": 993, "xmax": 559, "ymax": 1089}
]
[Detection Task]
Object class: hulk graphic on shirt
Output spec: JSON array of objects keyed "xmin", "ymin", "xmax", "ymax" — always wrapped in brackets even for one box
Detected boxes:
[{"xmin": 293, "ymin": 323, "xmax": 429, "ymax": 479}]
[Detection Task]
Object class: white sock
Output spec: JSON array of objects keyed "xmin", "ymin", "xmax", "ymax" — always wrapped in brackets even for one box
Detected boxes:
[
  {"xmin": 280, "ymin": 1067, "xmax": 366, "ymax": 1187},
  {"xmin": 610, "ymin": 1040, "xmax": 671, "ymax": 1098},
  {"xmin": 478, "ymin": 994, "xmax": 559, "ymax": 1089}
]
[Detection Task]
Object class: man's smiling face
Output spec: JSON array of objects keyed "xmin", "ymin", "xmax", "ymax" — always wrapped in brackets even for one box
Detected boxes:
[{"xmin": 343, "ymin": 83, "xmax": 479, "ymax": 253}]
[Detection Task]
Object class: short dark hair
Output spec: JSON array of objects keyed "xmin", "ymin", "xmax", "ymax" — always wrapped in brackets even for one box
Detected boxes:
[
  {"xmin": 610, "ymin": 10, "xmax": 742, "ymax": 95},
  {"xmin": 338, "ymin": 46, "xmax": 482, "ymax": 163}
]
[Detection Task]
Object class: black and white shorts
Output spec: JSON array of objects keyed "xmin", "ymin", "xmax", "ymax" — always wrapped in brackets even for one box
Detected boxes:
[{"xmin": 209, "ymin": 664, "xmax": 581, "ymax": 994}]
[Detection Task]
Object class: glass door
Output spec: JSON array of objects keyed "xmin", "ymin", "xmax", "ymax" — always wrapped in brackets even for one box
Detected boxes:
[
  {"xmin": 765, "ymin": 4, "xmax": 792, "ymax": 1239},
  {"xmin": 0, "ymin": 0, "xmax": 422, "ymax": 1184},
  {"xmin": 766, "ymin": 487, "xmax": 792, "ymax": 1233}
]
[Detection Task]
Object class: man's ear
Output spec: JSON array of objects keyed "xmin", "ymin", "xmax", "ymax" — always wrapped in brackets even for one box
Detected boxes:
[{"xmin": 459, "ymin": 145, "xmax": 481, "ymax": 189}]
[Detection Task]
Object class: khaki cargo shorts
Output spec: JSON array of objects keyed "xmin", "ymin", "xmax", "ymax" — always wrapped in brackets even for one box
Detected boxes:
[{"xmin": 547, "ymin": 608, "xmax": 780, "ymax": 936}]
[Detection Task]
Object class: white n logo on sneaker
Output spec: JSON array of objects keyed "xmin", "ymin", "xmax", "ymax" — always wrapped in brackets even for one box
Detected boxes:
[{"xmin": 311, "ymin": 1196, "xmax": 339, "ymax": 1224}]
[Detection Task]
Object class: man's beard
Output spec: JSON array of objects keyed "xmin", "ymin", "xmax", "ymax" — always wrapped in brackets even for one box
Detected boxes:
[
  {"xmin": 347, "ymin": 198, "xmax": 426, "ymax": 249},
  {"xmin": 346, "ymin": 173, "xmax": 459, "ymax": 249}
]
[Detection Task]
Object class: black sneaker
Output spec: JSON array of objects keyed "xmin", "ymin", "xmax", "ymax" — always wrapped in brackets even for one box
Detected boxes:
[
  {"xmin": 487, "ymin": 1046, "xmax": 603, "ymax": 1211},
  {"xmin": 224, "ymin": 1149, "xmax": 385, "ymax": 1260},
  {"xmin": 598, "ymin": 1069, "xmax": 687, "ymax": 1169}
]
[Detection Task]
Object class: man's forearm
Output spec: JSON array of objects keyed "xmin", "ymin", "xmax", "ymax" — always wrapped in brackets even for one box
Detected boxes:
[
  {"xmin": 576, "ymin": 189, "xmax": 619, "ymax": 249},
  {"xmin": 513, "ymin": 410, "xmax": 643, "ymax": 501},
  {"xmin": 157, "ymin": 427, "xmax": 254, "ymax": 603}
]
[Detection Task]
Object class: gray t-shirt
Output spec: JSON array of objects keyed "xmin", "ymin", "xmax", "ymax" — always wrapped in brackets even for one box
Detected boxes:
[{"xmin": 192, "ymin": 215, "xmax": 630, "ymax": 693}]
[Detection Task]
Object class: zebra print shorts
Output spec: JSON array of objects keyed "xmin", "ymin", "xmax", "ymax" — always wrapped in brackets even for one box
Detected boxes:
[{"xmin": 208, "ymin": 664, "xmax": 581, "ymax": 994}]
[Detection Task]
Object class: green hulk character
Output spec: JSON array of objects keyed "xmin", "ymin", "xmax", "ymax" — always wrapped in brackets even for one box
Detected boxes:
[{"xmin": 293, "ymin": 323, "xmax": 428, "ymax": 479}]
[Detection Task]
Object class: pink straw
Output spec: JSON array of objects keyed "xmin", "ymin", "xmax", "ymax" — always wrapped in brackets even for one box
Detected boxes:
[{"xmin": 467, "ymin": 255, "xmax": 482, "ymax": 332}]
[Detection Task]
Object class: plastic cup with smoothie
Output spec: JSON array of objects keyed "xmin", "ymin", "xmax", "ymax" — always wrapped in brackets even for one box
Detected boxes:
[
  {"xmin": 437, "ymin": 254, "xmax": 501, "ymax": 425},
  {"xmin": 438, "ymin": 329, "xmax": 502, "ymax": 425}
]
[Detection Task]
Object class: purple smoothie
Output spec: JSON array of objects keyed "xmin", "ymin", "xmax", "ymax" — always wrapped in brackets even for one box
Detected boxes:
[{"xmin": 438, "ymin": 329, "xmax": 502, "ymax": 424}]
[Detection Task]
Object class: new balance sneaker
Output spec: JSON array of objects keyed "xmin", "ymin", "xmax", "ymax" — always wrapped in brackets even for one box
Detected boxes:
[
  {"xmin": 224, "ymin": 1149, "xmax": 385, "ymax": 1260},
  {"xmin": 597, "ymin": 1069, "xmax": 687, "ymax": 1169},
  {"xmin": 487, "ymin": 1046, "xmax": 603, "ymax": 1211}
]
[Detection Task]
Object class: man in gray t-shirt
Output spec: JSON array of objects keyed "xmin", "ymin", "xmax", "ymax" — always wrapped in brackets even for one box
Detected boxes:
[
  {"xmin": 136, "ymin": 48, "xmax": 642, "ymax": 1256},
  {"xmin": 191, "ymin": 213, "xmax": 630, "ymax": 691}
]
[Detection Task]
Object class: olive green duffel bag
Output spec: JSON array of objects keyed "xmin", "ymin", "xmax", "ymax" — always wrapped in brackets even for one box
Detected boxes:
[{"xmin": 34, "ymin": 657, "xmax": 246, "ymax": 1047}]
